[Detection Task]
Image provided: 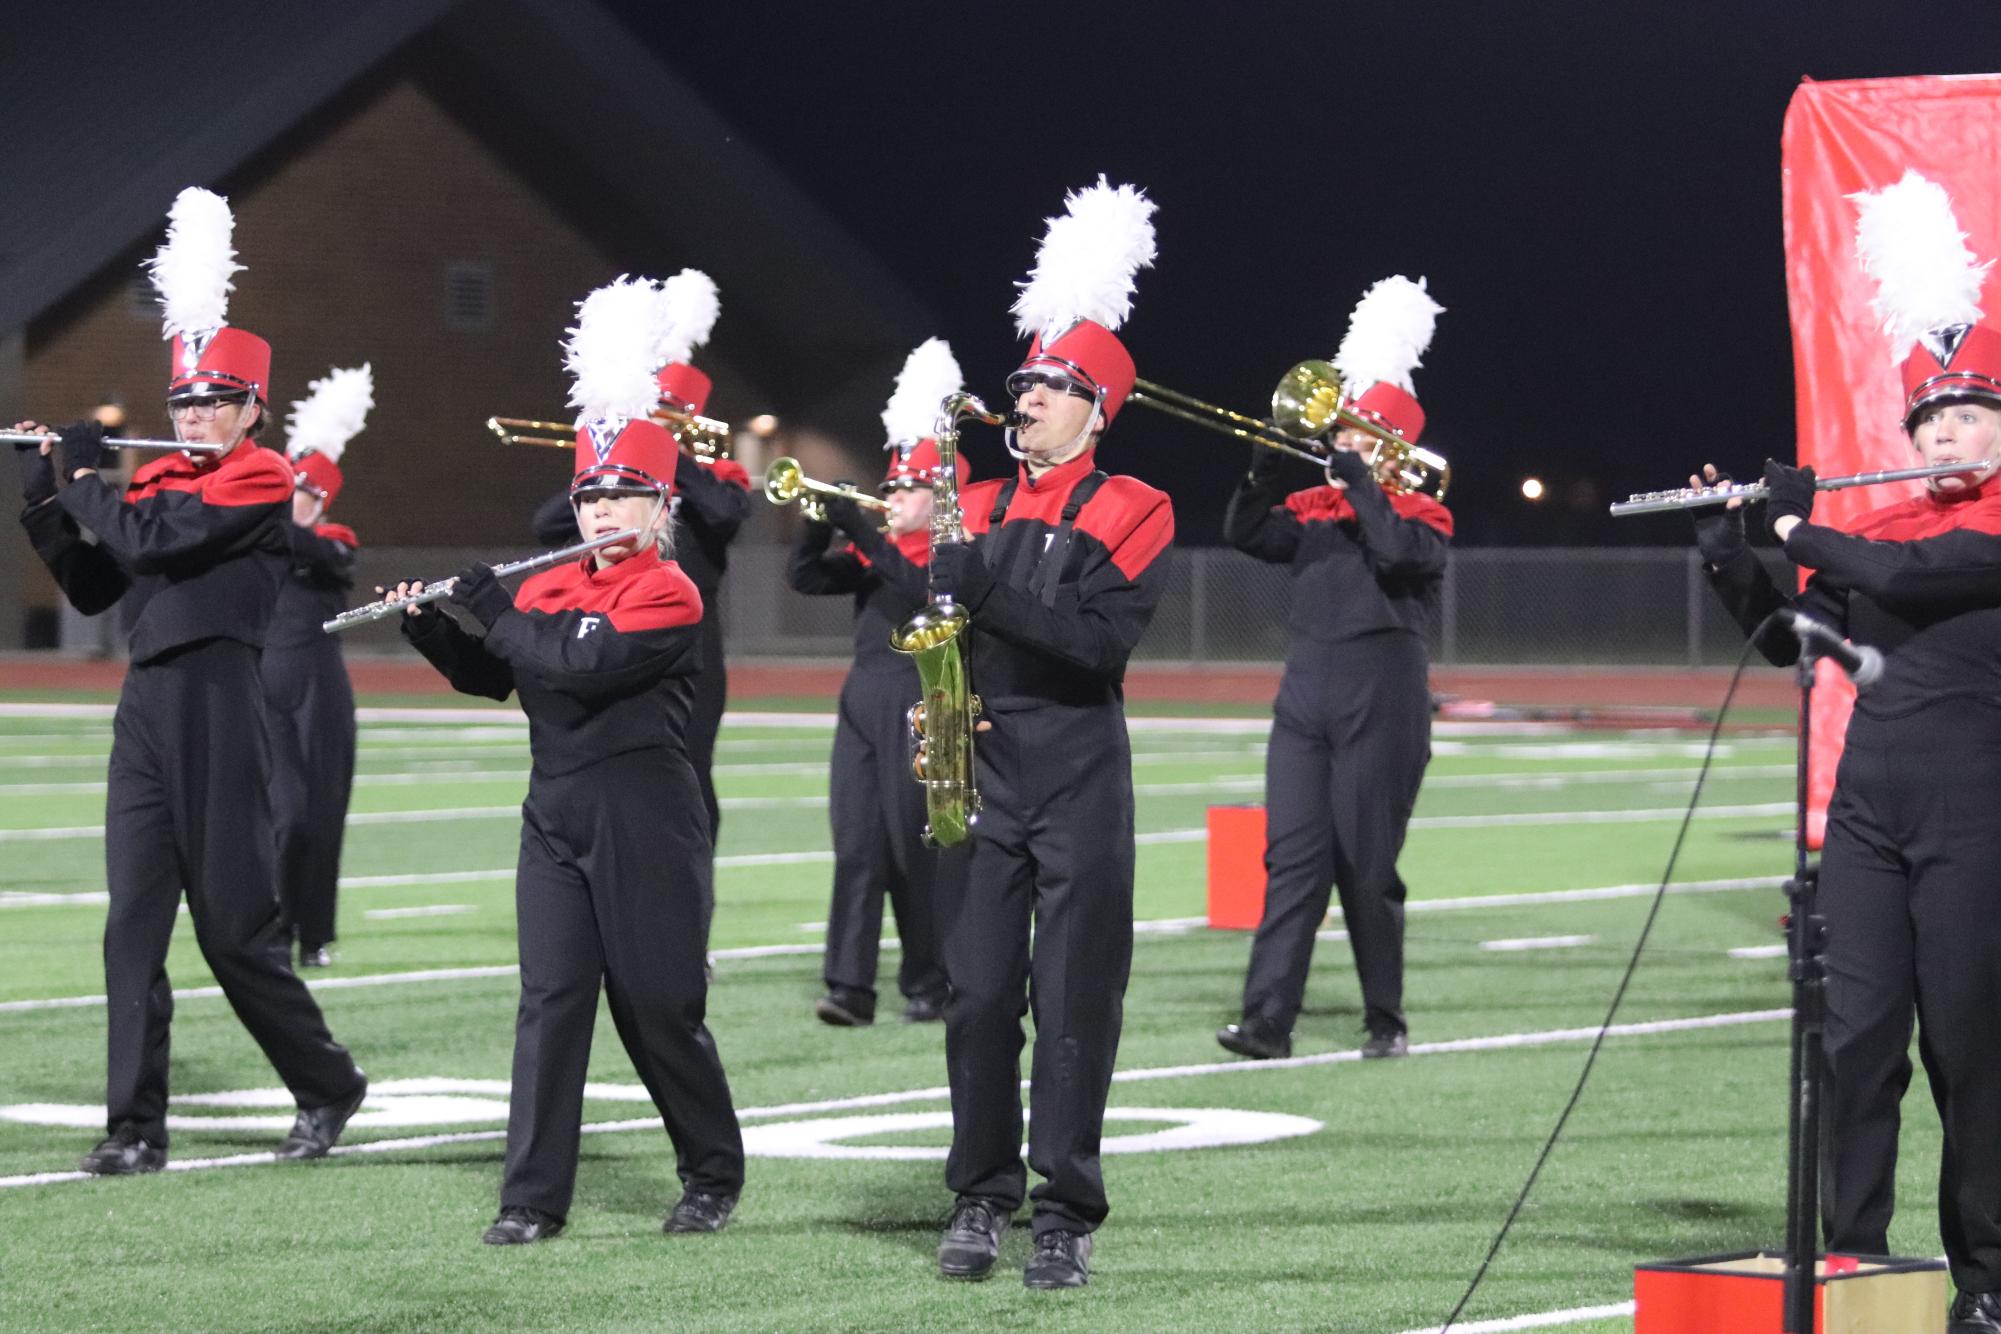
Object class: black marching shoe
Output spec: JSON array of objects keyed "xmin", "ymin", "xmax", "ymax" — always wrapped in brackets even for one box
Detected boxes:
[
  {"xmin": 814, "ymin": 987, "xmax": 875, "ymax": 1027},
  {"xmin": 663, "ymin": 1190, "xmax": 736, "ymax": 1233},
  {"xmin": 482, "ymin": 1206, "xmax": 564, "ymax": 1245},
  {"xmin": 937, "ymin": 1196, "xmax": 1011, "ymax": 1280},
  {"xmin": 1024, "ymin": 1229, "xmax": 1093, "ymax": 1289},
  {"xmin": 902, "ymin": 992, "xmax": 947, "ymax": 1024},
  {"xmin": 1216, "ymin": 1014, "xmax": 1292, "ymax": 1061},
  {"xmin": 1952, "ymin": 1289, "xmax": 2001, "ymax": 1332},
  {"xmin": 298, "ymin": 945, "xmax": 334, "ymax": 969},
  {"xmin": 275, "ymin": 1072, "xmax": 368, "ymax": 1160},
  {"xmin": 1361, "ymin": 1029, "xmax": 1409, "ymax": 1060},
  {"xmin": 79, "ymin": 1126, "xmax": 165, "ymax": 1176}
]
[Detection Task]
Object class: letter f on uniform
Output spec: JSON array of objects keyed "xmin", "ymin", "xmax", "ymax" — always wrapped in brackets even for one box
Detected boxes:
[{"xmin": 577, "ymin": 615, "xmax": 602, "ymax": 639}]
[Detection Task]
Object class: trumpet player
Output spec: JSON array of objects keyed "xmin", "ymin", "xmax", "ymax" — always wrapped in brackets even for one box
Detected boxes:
[
  {"xmin": 785, "ymin": 340, "xmax": 962, "ymax": 1028},
  {"xmin": 392, "ymin": 279, "xmax": 743, "ymax": 1246},
  {"xmin": 1218, "ymin": 276, "xmax": 1451, "ymax": 1065},
  {"xmin": 13, "ymin": 189, "xmax": 366, "ymax": 1175},
  {"xmin": 926, "ymin": 180, "xmax": 1173, "ymax": 1289},
  {"xmin": 1696, "ymin": 175, "xmax": 2001, "ymax": 1332}
]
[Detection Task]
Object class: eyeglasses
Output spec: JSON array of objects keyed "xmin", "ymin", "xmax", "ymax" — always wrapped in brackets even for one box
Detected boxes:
[
  {"xmin": 167, "ymin": 397, "xmax": 246, "ymax": 422},
  {"xmin": 1006, "ymin": 370, "xmax": 1096, "ymax": 402}
]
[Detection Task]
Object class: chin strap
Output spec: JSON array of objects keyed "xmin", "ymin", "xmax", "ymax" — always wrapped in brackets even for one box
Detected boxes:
[{"xmin": 1004, "ymin": 394, "xmax": 1103, "ymax": 464}]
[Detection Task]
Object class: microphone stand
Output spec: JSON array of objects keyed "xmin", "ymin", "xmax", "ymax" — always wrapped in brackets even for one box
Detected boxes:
[{"xmin": 1780, "ymin": 631, "xmax": 1828, "ymax": 1334}]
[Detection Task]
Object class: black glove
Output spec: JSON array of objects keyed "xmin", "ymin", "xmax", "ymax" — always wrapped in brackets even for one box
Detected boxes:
[
  {"xmin": 821, "ymin": 495, "xmax": 878, "ymax": 541},
  {"xmin": 57, "ymin": 421, "xmax": 106, "ymax": 482},
  {"xmin": 929, "ymin": 540, "xmax": 993, "ymax": 609},
  {"xmin": 448, "ymin": 563, "xmax": 513, "ymax": 629},
  {"xmin": 1247, "ymin": 443, "xmax": 1287, "ymax": 484},
  {"xmin": 1689, "ymin": 473, "xmax": 1746, "ymax": 566},
  {"xmin": 15, "ymin": 441, "xmax": 56, "ymax": 506},
  {"xmin": 1324, "ymin": 445, "xmax": 1373, "ymax": 488},
  {"xmin": 1762, "ymin": 459, "xmax": 1817, "ymax": 540}
]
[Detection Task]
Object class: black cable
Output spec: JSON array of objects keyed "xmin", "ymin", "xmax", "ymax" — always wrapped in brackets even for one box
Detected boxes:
[{"xmin": 1438, "ymin": 614, "xmax": 1781, "ymax": 1330}]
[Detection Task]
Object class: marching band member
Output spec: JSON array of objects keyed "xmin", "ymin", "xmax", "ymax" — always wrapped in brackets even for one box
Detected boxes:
[
  {"xmin": 1694, "ymin": 173, "xmax": 2001, "ymax": 1332},
  {"xmin": 265, "ymin": 365, "xmax": 373, "ymax": 968},
  {"xmin": 926, "ymin": 179, "xmax": 1173, "ymax": 1288},
  {"xmin": 786, "ymin": 339, "xmax": 963, "ymax": 1027},
  {"xmin": 13, "ymin": 188, "xmax": 366, "ymax": 1173},
  {"xmin": 534, "ymin": 271, "xmax": 747, "ymax": 850},
  {"xmin": 394, "ymin": 277, "xmax": 743, "ymax": 1245},
  {"xmin": 1218, "ymin": 277, "xmax": 1451, "ymax": 1063}
]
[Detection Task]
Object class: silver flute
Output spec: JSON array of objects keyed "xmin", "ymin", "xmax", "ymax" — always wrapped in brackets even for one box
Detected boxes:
[
  {"xmin": 322, "ymin": 527, "xmax": 642, "ymax": 634},
  {"xmin": 0, "ymin": 430, "xmax": 225, "ymax": 455},
  {"xmin": 1609, "ymin": 460, "xmax": 1991, "ymax": 516}
]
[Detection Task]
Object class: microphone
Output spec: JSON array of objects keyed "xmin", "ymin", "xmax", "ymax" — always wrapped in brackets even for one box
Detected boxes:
[{"xmin": 1785, "ymin": 610, "xmax": 1884, "ymax": 688}]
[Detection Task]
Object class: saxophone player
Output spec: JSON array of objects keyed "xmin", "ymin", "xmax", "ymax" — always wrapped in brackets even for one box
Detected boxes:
[{"xmin": 923, "ymin": 179, "xmax": 1174, "ymax": 1289}]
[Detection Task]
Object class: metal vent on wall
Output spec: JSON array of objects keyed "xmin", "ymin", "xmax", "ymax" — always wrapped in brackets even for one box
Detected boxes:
[
  {"xmin": 443, "ymin": 261, "xmax": 495, "ymax": 332},
  {"xmin": 126, "ymin": 270, "xmax": 155, "ymax": 321}
]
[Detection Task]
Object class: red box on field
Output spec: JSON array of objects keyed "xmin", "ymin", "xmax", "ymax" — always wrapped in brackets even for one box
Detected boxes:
[
  {"xmin": 1206, "ymin": 804, "xmax": 1266, "ymax": 929},
  {"xmin": 1633, "ymin": 1251, "xmax": 1945, "ymax": 1333}
]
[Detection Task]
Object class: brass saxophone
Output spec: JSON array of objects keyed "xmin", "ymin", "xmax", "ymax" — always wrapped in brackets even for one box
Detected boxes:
[{"xmin": 889, "ymin": 392, "xmax": 1011, "ymax": 846}]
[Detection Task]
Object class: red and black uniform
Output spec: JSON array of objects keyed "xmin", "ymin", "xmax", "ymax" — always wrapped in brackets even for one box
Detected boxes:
[
  {"xmin": 533, "ymin": 452, "xmax": 749, "ymax": 842},
  {"xmin": 262, "ymin": 519, "xmax": 359, "ymax": 955},
  {"xmin": 401, "ymin": 546, "xmax": 744, "ymax": 1223},
  {"xmin": 786, "ymin": 517, "xmax": 949, "ymax": 1015},
  {"xmin": 20, "ymin": 442, "xmax": 363, "ymax": 1148},
  {"xmin": 1706, "ymin": 478, "xmax": 2001, "ymax": 1295},
  {"xmin": 1224, "ymin": 460, "xmax": 1453, "ymax": 1041},
  {"xmin": 934, "ymin": 450, "xmax": 1174, "ymax": 1238}
]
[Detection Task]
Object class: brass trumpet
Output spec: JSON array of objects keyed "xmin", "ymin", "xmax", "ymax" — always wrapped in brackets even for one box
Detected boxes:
[
  {"xmin": 485, "ymin": 407, "xmax": 733, "ymax": 462},
  {"xmin": 763, "ymin": 456, "xmax": 889, "ymax": 523},
  {"xmin": 1130, "ymin": 360, "xmax": 1451, "ymax": 499}
]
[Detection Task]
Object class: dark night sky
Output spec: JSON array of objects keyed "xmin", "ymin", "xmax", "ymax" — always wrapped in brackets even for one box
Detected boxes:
[{"xmin": 603, "ymin": 0, "xmax": 2001, "ymax": 545}]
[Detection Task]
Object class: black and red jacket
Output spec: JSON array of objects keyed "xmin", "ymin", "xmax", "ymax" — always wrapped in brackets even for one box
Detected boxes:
[
  {"xmin": 1709, "ymin": 477, "xmax": 2001, "ymax": 721},
  {"xmin": 23, "ymin": 441, "xmax": 293, "ymax": 663},
  {"xmin": 268, "ymin": 521, "xmax": 359, "ymax": 652},
  {"xmin": 402, "ymin": 547, "xmax": 706, "ymax": 775},
  {"xmin": 531, "ymin": 457, "xmax": 752, "ymax": 603},
  {"xmin": 1225, "ymin": 471, "xmax": 1453, "ymax": 647},
  {"xmin": 955, "ymin": 450, "xmax": 1175, "ymax": 711},
  {"xmin": 786, "ymin": 525, "xmax": 931, "ymax": 671}
]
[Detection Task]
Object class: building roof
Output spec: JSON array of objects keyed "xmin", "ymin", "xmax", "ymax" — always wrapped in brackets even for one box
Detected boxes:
[{"xmin": 0, "ymin": 0, "xmax": 935, "ymax": 426}]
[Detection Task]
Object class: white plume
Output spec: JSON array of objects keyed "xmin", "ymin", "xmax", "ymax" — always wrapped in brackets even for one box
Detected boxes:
[
  {"xmin": 1850, "ymin": 169, "xmax": 1990, "ymax": 363},
  {"xmin": 881, "ymin": 338, "xmax": 964, "ymax": 446},
  {"xmin": 285, "ymin": 365, "xmax": 375, "ymax": 463},
  {"xmin": 145, "ymin": 186, "xmax": 242, "ymax": 339},
  {"xmin": 1012, "ymin": 176, "xmax": 1157, "ymax": 339},
  {"xmin": 1334, "ymin": 276, "xmax": 1444, "ymax": 394},
  {"xmin": 564, "ymin": 275, "xmax": 670, "ymax": 421},
  {"xmin": 656, "ymin": 269, "xmax": 721, "ymax": 369}
]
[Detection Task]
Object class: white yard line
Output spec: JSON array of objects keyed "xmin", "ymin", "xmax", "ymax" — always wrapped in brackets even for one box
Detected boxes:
[
  {"xmin": 362, "ymin": 906, "xmax": 474, "ymax": 920},
  {"xmin": 1396, "ymin": 1301, "xmax": 1637, "ymax": 1333},
  {"xmin": 1480, "ymin": 935, "xmax": 1596, "ymax": 952},
  {"xmin": 0, "ymin": 1009, "xmax": 1789, "ymax": 1190}
]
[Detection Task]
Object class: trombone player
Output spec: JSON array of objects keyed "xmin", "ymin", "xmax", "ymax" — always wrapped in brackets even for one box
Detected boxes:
[
  {"xmin": 785, "ymin": 339, "xmax": 963, "ymax": 1028},
  {"xmin": 925, "ymin": 180, "xmax": 1173, "ymax": 1290},
  {"xmin": 1217, "ymin": 276, "xmax": 1451, "ymax": 1064}
]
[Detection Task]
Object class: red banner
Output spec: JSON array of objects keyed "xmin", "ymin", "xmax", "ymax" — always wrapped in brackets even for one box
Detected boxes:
[{"xmin": 1779, "ymin": 75, "xmax": 2001, "ymax": 843}]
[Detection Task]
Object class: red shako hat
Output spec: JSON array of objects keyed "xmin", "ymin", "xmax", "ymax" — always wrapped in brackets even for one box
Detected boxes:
[
  {"xmin": 148, "ymin": 187, "xmax": 272, "ymax": 402},
  {"xmin": 1333, "ymin": 276, "xmax": 1443, "ymax": 446},
  {"xmin": 285, "ymin": 365, "xmax": 374, "ymax": 507},
  {"xmin": 1009, "ymin": 177, "xmax": 1156, "ymax": 426},
  {"xmin": 1850, "ymin": 170, "xmax": 2001, "ymax": 429},
  {"xmin": 883, "ymin": 437, "xmax": 971, "ymax": 490}
]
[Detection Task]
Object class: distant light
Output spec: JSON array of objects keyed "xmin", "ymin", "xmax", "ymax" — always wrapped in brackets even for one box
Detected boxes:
[
  {"xmin": 92, "ymin": 402, "xmax": 127, "ymax": 430},
  {"xmin": 1520, "ymin": 477, "xmax": 1546, "ymax": 501},
  {"xmin": 747, "ymin": 414, "xmax": 780, "ymax": 437}
]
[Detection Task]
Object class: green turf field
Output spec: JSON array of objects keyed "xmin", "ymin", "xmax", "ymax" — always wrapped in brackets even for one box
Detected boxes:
[{"xmin": 0, "ymin": 698, "xmax": 1950, "ymax": 1332}]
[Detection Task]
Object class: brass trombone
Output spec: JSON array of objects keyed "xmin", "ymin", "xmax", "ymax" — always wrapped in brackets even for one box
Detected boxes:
[
  {"xmin": 1129, "ymin": 359, "xmax": 1451, "ymax": 499},
  {"xmin": 763, "ymin": 456, "xmax": 888, "ymax": 523},
  {"xmin": 485, "ymin": 407, "xmax": 734, "ymax": 462}
]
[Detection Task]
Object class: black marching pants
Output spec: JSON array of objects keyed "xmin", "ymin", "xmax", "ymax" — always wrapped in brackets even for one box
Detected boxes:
[
  {"xmin": 822, "ymin": 665, "xmax": 948, "ymax": 1003},
  {"xmin": 936, "ymin": 702, "xmax": 1135, "ymax": 1236},
  {"xmin": 1818, "ymin": 701, "xmax": 2001, "ymax": 1293},
  {"xmin": 104, "ymin": 640, "xmax": 359, "ymax": 1146},
  {"xmin": 502, "ymin": 749, "xmax": 744, "ymax": 1220},
  {"xmin": 262, "ymin": 641, "xmax": 356, "ymax": 951},
  {"xmin": 687, "ymin": 613, "xmax": 727, "ymax": 843},
  {"xmin": 1242, "ymin": 634, "xmax": 1431, "ymax": 1038}
]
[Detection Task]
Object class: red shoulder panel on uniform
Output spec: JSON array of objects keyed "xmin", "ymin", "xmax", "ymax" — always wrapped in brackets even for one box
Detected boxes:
[
  {"xmin": 893, "ymin": 528, "xmax": 931, "ymax": 566},
  {"xmin": 602, "ymin": 563, "xmax": 703, "ymax": 632},
  {"xmin": 1390, "ymin": 491, "xmax": 1455, "ymax": 536},
  {"xmin": 708, "ymin": 459, "xmax": 752, "ymax": 490},
  {"xmin": 315, "ymin": 522, "xmax": 361, "ymax": 549},
  {"xmin": 1284, "ymin": 486, "xmax": 1353, "ymax": 523},
  {"xmin": 203, "ymin": 446, "xmax": 294, "ymax": 507},
  {"xmin": 958, "ymin": 478, "xmax": 1007, "ymax": 537},
  {"xmin": 1076, "ymin": 475, "xmax": 1175, "ymax": 581},
  {"xmin": 1849, "ymin": 488, "xmax": 2001, "ymax": 541},
  {"xmin": 512, "ymin": 555, "xmax": 703, "ymax": 632}
]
